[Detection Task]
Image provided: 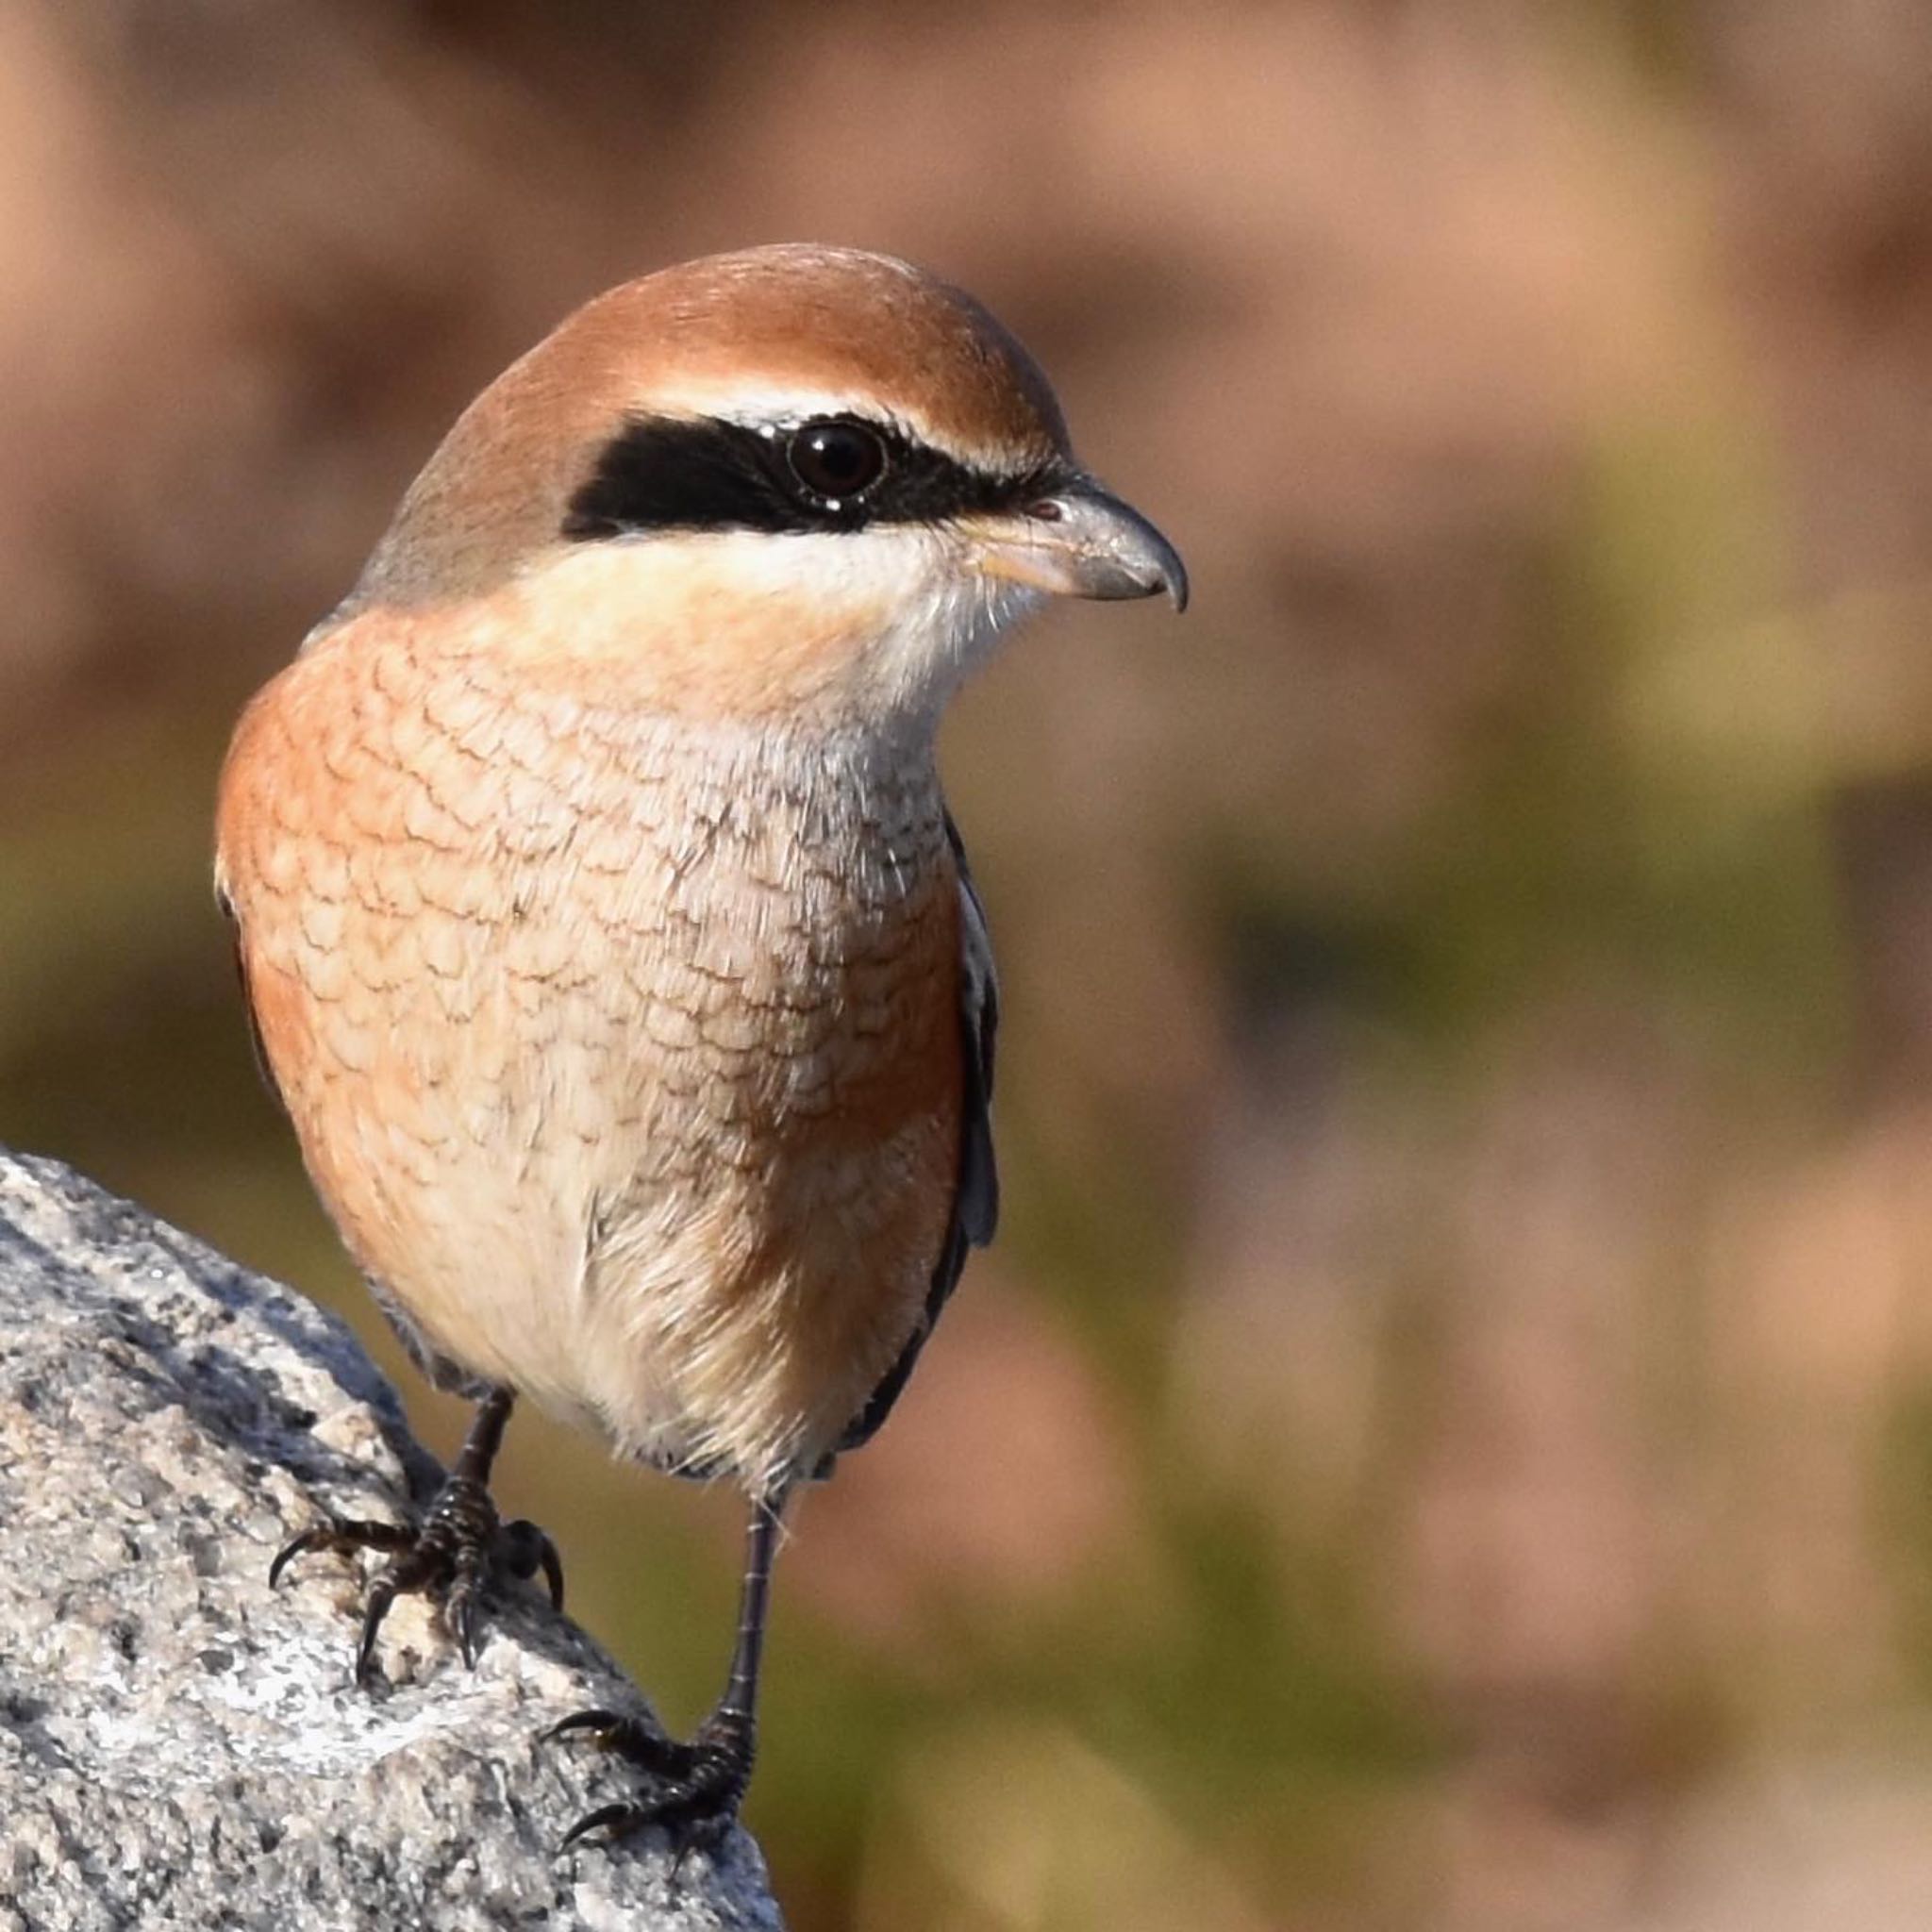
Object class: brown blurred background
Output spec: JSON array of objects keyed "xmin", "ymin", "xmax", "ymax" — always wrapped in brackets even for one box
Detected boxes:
[{"xmin": 10, "ymin": 2, "xmax": 1932, "ymax": 1925}]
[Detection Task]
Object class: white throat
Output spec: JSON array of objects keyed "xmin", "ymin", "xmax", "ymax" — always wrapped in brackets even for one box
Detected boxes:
[{"xmin": 507, "ymin": 525, "xmax": 1045, "ymax": 736}]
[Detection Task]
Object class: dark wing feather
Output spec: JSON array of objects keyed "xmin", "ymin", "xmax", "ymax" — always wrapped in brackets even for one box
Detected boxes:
[
  {"xmin": 831, "ymin": 808, "xmax": 999, "ymax": 1457},
  {"xmin": 217, "ymin": 886, "xmax": 287, "ymax": 1113}
]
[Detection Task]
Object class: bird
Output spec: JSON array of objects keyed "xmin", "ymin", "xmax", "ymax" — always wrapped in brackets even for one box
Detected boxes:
[{"xmin": 213, "ymin": 242, "xmax": 1186, "ymax": 1844}]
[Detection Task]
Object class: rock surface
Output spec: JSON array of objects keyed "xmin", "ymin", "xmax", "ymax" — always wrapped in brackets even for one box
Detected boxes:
[{"xmin": 0, "ymin": 1148, "xmax": 783, "ymax": 1931}]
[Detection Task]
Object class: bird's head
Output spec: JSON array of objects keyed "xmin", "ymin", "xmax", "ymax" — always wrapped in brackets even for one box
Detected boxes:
[{"xmin": 346, "ymin": 245, "xmax": 1186, "ymax": 728}]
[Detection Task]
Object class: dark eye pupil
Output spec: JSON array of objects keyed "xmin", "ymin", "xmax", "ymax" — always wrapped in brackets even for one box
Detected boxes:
[{"xmin": 788, "ymin": 422, "xmax": 886, "ymax": 501}]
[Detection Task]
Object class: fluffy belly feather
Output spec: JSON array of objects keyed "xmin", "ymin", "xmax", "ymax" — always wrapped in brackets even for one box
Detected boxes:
[{"xmin": 219, "ymin": 627, "xmax": 963, "ymax": 1491}]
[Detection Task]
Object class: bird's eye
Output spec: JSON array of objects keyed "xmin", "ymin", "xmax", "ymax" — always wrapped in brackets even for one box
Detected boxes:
[{"xmin": 786, "ymin": 420, "xmax": 888, "ymax": 504}]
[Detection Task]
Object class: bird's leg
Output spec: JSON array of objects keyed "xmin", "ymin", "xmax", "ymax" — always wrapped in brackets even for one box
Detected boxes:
[
  {"xmin": 271, "ymin": 1386, "xmax": 563, "ymax": 1684},
  {"xmin": 552, "ymin": 1486, "xmax": 789, "ymax": 1849}
]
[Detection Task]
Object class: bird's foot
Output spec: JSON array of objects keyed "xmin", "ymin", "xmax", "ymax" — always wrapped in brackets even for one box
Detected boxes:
[
  {"xmin": 548, "ymin": 1705, "xmax": 755, "ymax": 1853},
  {"xmin": 270, "ymin": 1474, "xmax": 563, "ymax": 1683}
]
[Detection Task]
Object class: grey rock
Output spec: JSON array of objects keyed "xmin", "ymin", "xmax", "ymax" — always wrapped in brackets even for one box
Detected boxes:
[{"xmin": 0, "ymin": 1148, "xmax": 784, "ymax": 1931}]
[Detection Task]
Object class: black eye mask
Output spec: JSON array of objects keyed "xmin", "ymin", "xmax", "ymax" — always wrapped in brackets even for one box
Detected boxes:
[{"xmin": 561, "ymin": 412, "xmax": 1064, "ymax": 540}]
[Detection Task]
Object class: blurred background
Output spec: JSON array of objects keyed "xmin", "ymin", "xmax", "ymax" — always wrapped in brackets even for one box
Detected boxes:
[{"xmin": 9, "ymin": 2, "xmax": 1932, "ymax": 1925}]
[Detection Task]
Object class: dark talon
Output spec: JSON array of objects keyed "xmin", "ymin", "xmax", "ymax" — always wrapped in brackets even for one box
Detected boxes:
[
  {"xmin": 553, "ymin": 1707, "xmax": 753, "ymax": 1849},
  {"xmin": 560, "ymin": 1803, "xmax": 641, "ymax": 1851},
  {"xmin": 544, "ymin": 1707, "xmax": 628, "ymax": 1745},
  {"xmin": 558, "ymin": 1774, "xmax": 742, "ymax": 1856},
  {"xmin": 447, "ymin": 1568, "xmax": 481, "ymax": 1669},
  {"xmin": 500, "ymin": 1517, "xmax": 565, "ymax": 1610},
  {"xmin": 559, "ymin": 1781, "xmax": 737, "ymax": 1856},
  {"xmin": 554, "ymin": 1493, "xmax": 785, "ymax": 1856},
  {"xmin": 357, "ymin": 1578, "xmax": 399, "ymax": 1685},
  {"xmin": 547, "ymin": 1708, "xmax": 695, "ymax": 1777},
  {"xmin": 268, "ymin": 1525, "xmax": 331, "ymax": 1591},
  {"xmin": 267, "ymin": 1389, "xmax": 559, "ymax": 1684},
  {"xmin": 269, "ymin": 1516, "xmax": 411, "ymax": 1591}
]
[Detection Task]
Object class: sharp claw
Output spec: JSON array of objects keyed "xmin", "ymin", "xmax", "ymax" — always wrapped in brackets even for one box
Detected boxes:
[
  {"xmin": 558, "ymin": 1785, "xmax": 738, "ymax": 1857},
  {"xmin": 542, "ymin": 1708, "xmax": 694, "ymax": 1777},
  {"xmin": 551, "ymin": 1707, "xmax": 751, "ymax": 1856},
  {"xmin": 544, "ymin": 1707, "xmax": 625, "ymax": 1745},
  {"xmin": 265, "ymin": 1468, "xmax": 562, "ymax": 1686},
  {"xmin": 452, "ymin": 1571, "xmax": 487, "ymax": 1669},
  {"xmin": 356, "ymin": 1580, "xmax": 396, "ymax": 1686},
  {"xmin": 561, "ymin": 1803, "xmax": 637, "ymax": 1850},
  {"xmin": 499, "ymin": 1519, "xmax": 567, "ymax": 1610},
  {"xmin": 270, "ymin": 1516, "xmax": 415, "ymax": 1591},
  {"xmin": 268, "ymin": 1528, "xmax": 325, "ymax": 1590}
]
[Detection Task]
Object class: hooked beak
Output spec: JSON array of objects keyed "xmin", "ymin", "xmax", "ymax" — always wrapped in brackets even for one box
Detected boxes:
[{"xmin": 965, "ymin": 475, "xmax": 1189, "ymax": 612}]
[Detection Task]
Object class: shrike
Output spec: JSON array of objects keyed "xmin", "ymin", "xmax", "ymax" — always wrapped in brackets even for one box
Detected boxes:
[{"xmin": 216, "ymin": 243, "xmax": 1186, "ymax": 1841}]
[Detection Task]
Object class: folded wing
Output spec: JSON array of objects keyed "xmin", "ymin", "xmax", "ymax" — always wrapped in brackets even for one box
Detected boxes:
[{"xmin": 831, "ymin": 808, "xmax": 998, "ymax": 1457}]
